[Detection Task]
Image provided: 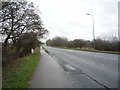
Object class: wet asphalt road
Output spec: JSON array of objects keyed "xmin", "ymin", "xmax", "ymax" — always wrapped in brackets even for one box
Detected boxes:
[{"xmin": 44, "ymin": 46, "xmax": 118, "ymax": 89}]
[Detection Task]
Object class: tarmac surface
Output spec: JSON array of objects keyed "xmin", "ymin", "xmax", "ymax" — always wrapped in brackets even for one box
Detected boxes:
[
  {"xmin": 44, "ymin": 46, "xmax": 118, "ymax": 89},
  {"xmin": 29, "ymin": 48, "xmax": 74, "ymax": 88}
]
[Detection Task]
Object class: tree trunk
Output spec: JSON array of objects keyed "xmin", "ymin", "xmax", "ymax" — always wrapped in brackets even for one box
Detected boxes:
[{"xmin": 4, "ymin": 34, "xmax": 11, "ymax": 45}]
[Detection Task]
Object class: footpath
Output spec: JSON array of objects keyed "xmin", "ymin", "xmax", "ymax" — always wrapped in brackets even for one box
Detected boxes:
[{"xmin": 29, "ymin": 48, "xmax": 74, "ymax": 88}]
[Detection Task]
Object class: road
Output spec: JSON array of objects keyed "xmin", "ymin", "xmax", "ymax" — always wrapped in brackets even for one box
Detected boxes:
[{"xmin": 44, "ymin": 46, "xmax": 118, "ymax": 89}]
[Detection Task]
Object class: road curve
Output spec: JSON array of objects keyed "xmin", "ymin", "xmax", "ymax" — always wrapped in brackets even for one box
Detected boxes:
[{"xmin": 44, "ymin": 46, "xmax": 118, "ymax": 88}]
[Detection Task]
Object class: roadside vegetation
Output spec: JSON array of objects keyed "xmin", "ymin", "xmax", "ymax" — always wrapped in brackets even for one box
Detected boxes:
[
  {"xmin": 42, "ymin": 46, "xmax": 49, "ymax": 54},
  {"xmin": 46, "ymin": 36, "xmax": 120, "ymax": 54},
  {"xmin": 57, "ymin": 47, "xmax": 120, "ymax": 54},
  {"xmin": 1, "ymin": 1, "xmax": 48, "ymax": 88},
  {"xmin": 1, "ymin": 1, "xmax": 47, "ymax": 66},
  {"xmin": 3, "ymin": 47, "xmax": 40, "ymax": 88}
]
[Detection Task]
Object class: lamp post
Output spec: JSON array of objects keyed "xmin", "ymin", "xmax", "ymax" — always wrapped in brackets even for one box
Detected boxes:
[{"xmin": 86, "ymin": 13, "xmax": 95, "ymax": 49}]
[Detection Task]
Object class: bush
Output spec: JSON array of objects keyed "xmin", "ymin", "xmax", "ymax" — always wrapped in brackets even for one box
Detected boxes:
[{"xmin": 46, "ymin": 36, "xmax": 119, "ymax": 52}]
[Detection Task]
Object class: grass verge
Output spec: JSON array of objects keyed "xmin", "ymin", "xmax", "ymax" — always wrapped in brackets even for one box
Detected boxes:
[
  {"xmin": 42, "ymin": 46, "xmax": 49, "ymax": 54},
  {"xmin": 3, "ymin": 47, "xmax": 40, "ymax": 88},
  {"xmin": 54, "ymin": 47, "xmax": 120, "ymax": 54}
]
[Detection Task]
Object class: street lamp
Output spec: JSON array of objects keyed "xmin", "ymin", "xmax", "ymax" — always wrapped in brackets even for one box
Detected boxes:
[{"xmin": 86, "ymin": 13, "xmax": 95, "ymax": 49}]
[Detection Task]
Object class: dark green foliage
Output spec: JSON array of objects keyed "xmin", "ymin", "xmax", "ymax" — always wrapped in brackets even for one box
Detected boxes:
[
  {"xmin": 46, "ymin": 36, "xmax": 68, "ymax": 47},
  {"xmin": 94, "ymin": 39, "xmax": 119, "ymax": 51},
  {"xmin": 14, "ymin": 32, "xmax": 40, "ymax": 57},
  {"xmin": 46, "ymin": 36, "xmax": 119, "ymax": 52},
  {"xmin": 67, "ymin": 39, "xmax": 86, "ymax": 48},
  {"xmin": 1, "ymin": 1, "xmax": 47, "ymax": 66}
]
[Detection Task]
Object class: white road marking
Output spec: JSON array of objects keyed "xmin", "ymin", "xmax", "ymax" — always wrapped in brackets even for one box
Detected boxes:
[{"xmin": 64, "ymin": 64, "xmax": 76, "ymax": 71}]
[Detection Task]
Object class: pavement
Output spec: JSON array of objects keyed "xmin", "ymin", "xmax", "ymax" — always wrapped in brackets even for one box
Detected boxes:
[
  {"xmin": 29, "ymin": 48, "xmax": 74, "ymax": 88},
  {"xmin": 44, "ymin": 46, "xmax": 118, "ymax": 89}
]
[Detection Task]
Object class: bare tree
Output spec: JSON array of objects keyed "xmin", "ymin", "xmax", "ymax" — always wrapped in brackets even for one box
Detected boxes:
[
  {"xmin": 1, "ymin": 1, "xmax": 47, "ymax": 45},
  {"xmin": 1, "ymin": 1, "xmax": 48, "ymax": 65}
]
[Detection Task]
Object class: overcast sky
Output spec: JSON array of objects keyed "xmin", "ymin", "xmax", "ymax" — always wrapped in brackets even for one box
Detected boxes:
[{"xmin": 28, "ymin": 0, "xmax": 119, "ymax": 41}]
